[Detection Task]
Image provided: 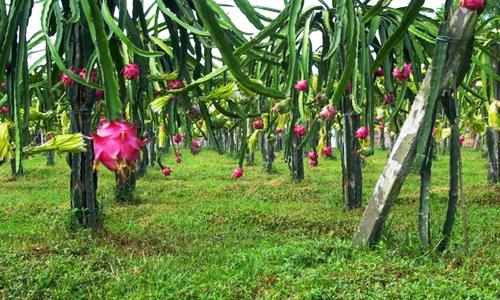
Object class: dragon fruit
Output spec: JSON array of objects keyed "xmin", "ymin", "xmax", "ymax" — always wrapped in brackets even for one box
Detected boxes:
[
  {"xmin": 162, "ymin": 166, "xmax": 172, "ymax": 176},
  {"xmin": 293, "ymin": 125, "xmax": 307, "ymax": 138},
  {"xmin": 123, "ymin": 63, "xmax": 140, "ymax": 80},
  {"xmin": 91, "ymin": 119, "xmax": 144, "ymax": 175},
  {"xmin": 460, "ymin": 0, "xmax": 484, "ymax": 10},
  {"xmin": 308, "ymin": 150, "xmax": 317, "ymax": 160},
  {"xmin": 232, "ymin": 166, "xmax": 243, "ymax": 178},
  {"xmin": 275, "ymin": 127, "xmax": 283, "ymax": 135},
  {"xmin": 322, "ymin": 146, "xmax": 333, "ymax": 157},
  {"xmin": 167, "ymin": 79, "xmax": 185, "ymax": 90},
  {"xmin": 294, "ymin": 80, "xmax": 308, "ymax": 92},
  {"xmin": 252, "ymin": 119, "xmax": 264, "ymax": 130},
  {"xmin": 355, "ymin": 126, "xmax": 369, "ymax": 139},
  {"xmin": 320, "ymin": 104, "xmax": 337, "ymax": 121},
  {"xmin": 60, "ymin": 69, "xmax": 76, "ymax": 87},
  {"xmin": 459, "ymin": 135, "xmax": 465, "ymax": 144},
  {"xmin": 393, "ymin": 63, "xmax": 413, "ymax": 81},
  {"xmin": 0, "ymin": 106, "xmax": 8, "ymax": 115}
]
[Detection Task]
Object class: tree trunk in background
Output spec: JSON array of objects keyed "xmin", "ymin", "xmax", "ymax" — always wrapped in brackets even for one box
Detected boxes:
[
  {"xmin": 263, "ymin": 134, "xmax": 275, "ymax": 173},
  {"xmin": 354, "ymin": 9, "xmax": 478, "ymax": 247},
  {"xmin": 485, "ymin": 127, "xmax": 499, "ymax": 183},
  {"xmin": 341, "ymin": 97, "xmax": 362, "ymax": 209},
  {"xmin": 290, "ymin": 135, "xmax": 304, "ymax": 181}
]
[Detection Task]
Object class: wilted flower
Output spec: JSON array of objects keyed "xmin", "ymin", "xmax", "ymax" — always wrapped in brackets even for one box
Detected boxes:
[
  {"xmin": 167, "ymin": 79, "xmax": 185, "ymax": 90},
  {"xmin": 383, "ymin": 93, "xmax": 396, "ymax": 105},
  {"xmin": 375, "ymin": 67, "xmax": 384, "ymax": 77},
  {"xmin": 95, "ymin": 89, "xmax": 104, "ymax": 101},
  {"xmin": 320, "ymin": 104, "xmax": 337, "ymax": 121}
]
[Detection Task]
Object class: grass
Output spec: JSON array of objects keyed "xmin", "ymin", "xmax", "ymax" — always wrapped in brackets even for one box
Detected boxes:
[{"xmin": 0, "ymin": 148, "xmax": 499, "ymax": 299}]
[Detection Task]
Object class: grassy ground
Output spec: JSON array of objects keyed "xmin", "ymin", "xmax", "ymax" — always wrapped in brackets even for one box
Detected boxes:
[{"xmin": 0, "ymin": 148, "xmax": 498, "ymax": 299}]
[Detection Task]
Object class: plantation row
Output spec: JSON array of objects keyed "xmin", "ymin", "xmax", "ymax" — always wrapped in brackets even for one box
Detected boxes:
[{"xmin": 0, "ymin": 0, "xmax": 498, "ymax": 252}]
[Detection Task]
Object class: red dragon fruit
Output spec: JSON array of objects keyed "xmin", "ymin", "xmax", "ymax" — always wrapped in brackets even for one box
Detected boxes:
[
  {"xmin": 91, "ymin": 119, "xmax": 144, "ymax": 174},
  {"xmin": 162, "ymin": 166, "xmax": 172, "ymax": 176},
  {"xmin": 294, "ymin": 80, "xmax": 308, "ymax": 92},
  {"xmin": 232, "ymin": 166, "xmax": 243, "ymax": 179},
  {"xmin": 275, "ymin": 127, "xmax": 283, "ymax": 135},
  {"xmin": 60, "ymin": 69, "xmax": 76, "ymax": 87},
  {"xmin": 322, "ymin": 146, "xmax": 333, "ymax": 157},
  {"xmin": 0, "ymin": 106, "xmax": 8, "ymax": 115},
  {"xmin": 252, "ymin": 119, "xmax": 264, "ymax": 130},
  {"xmin": 293, "ymin": 125, "xmax": 307, "ymax": 138},
  {"xmin": 308, "ymin": 150, "xmax": 317, "ymax": 160},
  {"xmin": 459, "ymin": 135, "xmax": 465, "ymax": 144},
  {"xmin": 460, "ymin": 0, "xmax": 484, "ymax": 10},
  {"xmin": 355, "ymin": 126, "xmax": 369, "ymax": 139},
  {"xmin": 123, "ymin": 63, "xmax": 140, "ymax": 80}
]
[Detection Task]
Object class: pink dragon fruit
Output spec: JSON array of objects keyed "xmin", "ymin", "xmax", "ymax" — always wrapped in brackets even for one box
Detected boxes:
[
  {"xmin": 167, "ymin": 79, "xmax": 185, "ymax": 90},
  {"xmin": 432, "ymin": 127, "xmax": 438, "ymax": 136},
  {"xmin": 275, "ymin": 127, "xmax": 283, "ymax": 135},
  {"xmin": 375, "ymin": 67, "xmax": 384, "ymax": 77},
  {"xmin": 252, "ymin": 119, "xmax": 264, "ymax": 130},
  {"xmin": 123, "ymin": 63, "xmax": 140, "ymax": 80},
  {"xmin": 0, "ymin": 106, "xmax": 8, "ymax": 115},
  {"xmin": 308, "ymin": 150, "xmax": 317, "ymax": 160},
  {"xmin": 162, "ymin": 166, "xmax": 172, "ymax": 176},
  {"xmin": 232, "ymin": 166, "xmax": 244, "ymax": 179},
  {"xmin": 294, "ymin": 80, "xmax": 308, "ymax": 92},
  {"xmin": 60, "ymin": 69, "xmax": 76, "ymax": 87},
  {"xmin": 460, "ymin": 0, "xmax": 484, "ymax": 10},
  {"xmin": 293, "ymin": 125, "xmax": 307, "ymax": 138},
  {"xmin": 320, "ymin": 104, "xmax": 337, "ymax": 121},
  {"xmin": 355, "ymin": 126, "xmax": 369, "ymax": 139},
  {"xmin": 92, "ymin": 119, "xmax": 144, "ymax": 174},
  {"xmin": 322, "ymin": 146, "xmax": 333, "ymax": 157},
  {"xmin": 459, "ymin": 135, "xmax": 465, "ymax": 144},
  {"xmin": 379, "ymin": 124, "xmax": 385, "ymax": 130},
  {"xmin": 393, "ymin": 63, "xmax": 413, "ymax": 81}
]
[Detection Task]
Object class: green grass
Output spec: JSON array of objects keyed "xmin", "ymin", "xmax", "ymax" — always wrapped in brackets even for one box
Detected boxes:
[{"xmin": 0, "ymin": 149, "xmax": 499, "ymax": 299}]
